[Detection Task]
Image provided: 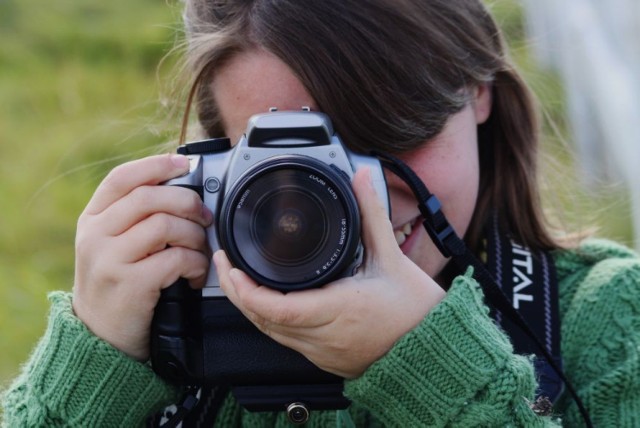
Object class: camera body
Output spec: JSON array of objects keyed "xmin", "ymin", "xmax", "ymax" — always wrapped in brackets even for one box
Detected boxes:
[{"xmin": 150, "ymin": 110, "xmax": 388, "ymax": 412}]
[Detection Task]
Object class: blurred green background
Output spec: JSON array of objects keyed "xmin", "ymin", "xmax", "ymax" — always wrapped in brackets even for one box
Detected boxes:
[
  {"xmin": 0, "ymin": 0, "xmax": 181, "ymax": 389},
  {"xmin": 0, "ymin": 0, "xmax": 633, "ymax": 392}
]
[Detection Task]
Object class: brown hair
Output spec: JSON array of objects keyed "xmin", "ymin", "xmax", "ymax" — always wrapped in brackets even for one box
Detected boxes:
[{"xmin": 179, "ymin": 0, "xmax": 561, "ymax": 253}]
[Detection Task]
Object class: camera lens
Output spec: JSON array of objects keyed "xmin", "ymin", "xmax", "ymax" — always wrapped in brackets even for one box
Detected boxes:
[
  {"xmin": 253, "ymin": 190, "xmax": 327, "ymax": 264},
  {"xmin": 219, "ymin": 155, "xmax": 360, "ymax": 291}
]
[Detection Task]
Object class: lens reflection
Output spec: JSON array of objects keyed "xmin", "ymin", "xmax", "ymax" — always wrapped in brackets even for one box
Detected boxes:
[{"xmin": 252, "ymin": 188, "xmax": 328, "ymax": 265}]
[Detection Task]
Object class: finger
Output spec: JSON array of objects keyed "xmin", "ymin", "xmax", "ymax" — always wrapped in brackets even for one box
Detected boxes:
[
  {"xmin": 135, "ymin": 246, "xmax": 210, "ymax": 292},
  {"xmin": 116, "ymin": 213, "xmax": 209, "ymax": 263},
  {"xmin": 213, "ymin": 251, "xmax": 336, "ymax": 329},
  {"xmin": 85, "ymin": 154, "xmax": 190, "ymax": 216},
  {"xmin": 100, "ymin": 185, "xmax": 212, "ymax": 236},
  {"xmin": 352, "ymin": 168, "xmax": 402, "ymax": 263},
  {"xmin": 216, "ymin": 258, "xmax": 355, "ymax": 374},
  {"xmin": 213, "ymin": 250, "xmax": 269, "ymax": 328},
  {"xmin": 213, "ymin": 250, "xmax": 254, "ymax": 311}
]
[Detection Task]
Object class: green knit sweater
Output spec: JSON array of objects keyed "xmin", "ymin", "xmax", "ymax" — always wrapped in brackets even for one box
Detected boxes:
[{"xmin": 3, "ymin": 239, "xmax": 639, "ymax": 427}]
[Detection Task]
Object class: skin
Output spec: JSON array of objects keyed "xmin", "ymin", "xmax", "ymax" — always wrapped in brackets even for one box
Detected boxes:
[
  {"xmin": 72, "ymin": 48, "xmax": 492, "ymax": 377},
  {"xmin": 73, "ymin": 155, "xmax": 213, "ymax": 360},
  {"xmin": 212, "ymin": 50, "xmax": 491, "ymax": 377}
]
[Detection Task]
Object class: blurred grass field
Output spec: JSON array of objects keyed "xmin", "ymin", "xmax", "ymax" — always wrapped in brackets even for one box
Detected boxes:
[
  {"xmin": 0, "ymin": 0, "xmax": 633, "ymax": 391},
  {"xmin": 0, "ymin": 0, "xmax": 181, "ymax": 387}
]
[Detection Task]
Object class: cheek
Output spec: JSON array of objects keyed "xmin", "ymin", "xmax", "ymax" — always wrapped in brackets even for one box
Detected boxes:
[
  {"xmin": 409, "ymin": 145, "xmax": 480, "ymax": 237},
  {"xmin": 442, "ymin": 164, "xmax": 479, "ymax": 237}
]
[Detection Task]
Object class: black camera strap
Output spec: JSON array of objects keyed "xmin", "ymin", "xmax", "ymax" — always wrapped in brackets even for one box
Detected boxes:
[
  {"xmin": 373, "ymin": 151, "xmax": 592, "ymax": 427},
  {"xmin": 484, "ymin": 213, "xmax": 564, "ymax": 403},
  {"xmin": 148, "ymin": 385, "xmax": 228, "ymax": 428}
]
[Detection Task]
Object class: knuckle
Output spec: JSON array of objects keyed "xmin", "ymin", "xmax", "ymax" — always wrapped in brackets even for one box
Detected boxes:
[
  {"xmin": 150, "ymin": 212, "xmax": 173, "ymax": 237},
  {"xmin": 332, "ymin": 335, "xmax": 355, "ymax": 354},
  {"xmin": 163, "ymin": 186, "xmax": 203, "ymax": 221},
  {"xmin": 75, "ymin": 222, "xmax": 101, "ymax": 254},
  {"xmin": 269, "ymin": 305, "xmax": 299, "ymax": 326},
  {"xmin": 129, "ymin": 185, "xmax": 154, "ymax": 208},
  {"xmin": 102, "ymin": 164, "xmax": 129, "ymax": 191},
  {"xmin": 256, "ymin": 320, "xmax": 272, "ymax": 336},
  {"xmin": 167, "ymin": 246, "xmax": 186, "ymax": 265},
  {"xmin": 160, "ymin": 152, "xmax": 176, "ymax": 167},
  {"xmin": 245, "ymin": 311, "xmax": 270, "ymax": 334},
  {"xmin": 169, "ymin": 246, "xmax": 206, "ymax": 274},
  {"xmin": 75, "ymin": 232, "xmax": 91, "ymax": 254},
  {"xmin": 77, "ymin": 210, "xmax": 89, "ymax": 227},
  {"xmin": 91, "ymin": 260, "xmax": 121, "ymax": 288}
]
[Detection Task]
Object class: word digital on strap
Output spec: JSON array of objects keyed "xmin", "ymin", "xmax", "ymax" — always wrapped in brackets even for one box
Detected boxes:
[{"xmin": 485, "ymin": 219, "xmax": 563, "ymax": 402}]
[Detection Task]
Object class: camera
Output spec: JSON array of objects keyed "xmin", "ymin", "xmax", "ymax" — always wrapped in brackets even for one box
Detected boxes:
[{"xmin": 150, "ymin": 109, "xmax": 389, "ymax": 413}]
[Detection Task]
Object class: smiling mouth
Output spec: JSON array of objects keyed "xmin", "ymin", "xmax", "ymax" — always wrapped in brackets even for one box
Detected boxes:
[{"xmin": 394, "ymin": 217, "xmax": 419, "ymax": 246}]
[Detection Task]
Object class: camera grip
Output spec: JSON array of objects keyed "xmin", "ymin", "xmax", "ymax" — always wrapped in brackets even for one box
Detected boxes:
[
  {"xmin": 150, "ymin": 278, "xmax": 203, "ymax": 382},
  {"xmin": 201, "ymin": 298, "xmax": 341, "ymax": 385},
  {"xmin": 202, "ymin": 298, "xmax": 350, "ymax": 411}
]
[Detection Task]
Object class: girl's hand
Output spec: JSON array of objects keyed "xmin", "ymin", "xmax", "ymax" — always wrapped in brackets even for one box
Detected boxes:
[
  {"xmin": 214, "ymin": 168, "xmax": 446, "ymax": 379},
  {"xmin": 72, "ymin": 154, "xmax": 213, "ymax": 361}
]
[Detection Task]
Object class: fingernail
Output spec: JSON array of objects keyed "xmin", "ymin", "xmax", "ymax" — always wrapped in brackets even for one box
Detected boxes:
[
  {"xmin": 171, "ymin": 154, "xmax": 189, "ymax": 169},
  {"xmin": 212, "ymin": 250, "xmax": 223, "ymax": 266},
  {"xmin": 229, "ymin": 268, "xmax": 243, "ymax": 283},
  {"xmin": 365, "ymin": 168, "xmax": 373, "ymax": 186},
  {"xmin": 361, "ymin": 167, "xmax": 374, "ymax": 191}
]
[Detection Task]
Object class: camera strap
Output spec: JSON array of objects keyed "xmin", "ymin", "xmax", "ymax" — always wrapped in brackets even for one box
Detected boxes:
[
  {"xmin": 373, "ymin": 151, "xmax": 592, "ymax": 427},
  {"xmin": 148, "ymin": 385, "xmax": 228, "ymax": 428},
  {"xmin": 484, "ymin": 213, "xmax": 564, "ymax": 403}
]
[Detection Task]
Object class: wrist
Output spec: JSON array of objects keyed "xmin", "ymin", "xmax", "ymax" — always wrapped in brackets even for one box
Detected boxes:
[
  {"xmin": 26, "ymin": 292, "xmax": 177, "ymax": 425},
  {"xmin": 345, "ymin": 273, "xmax": 528, "ymax": 424}
]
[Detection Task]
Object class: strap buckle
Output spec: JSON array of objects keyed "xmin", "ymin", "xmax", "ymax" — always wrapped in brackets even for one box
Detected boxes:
[{"xmin": 419, "ymin": 195, "xmax": 458, "ymax": 258}]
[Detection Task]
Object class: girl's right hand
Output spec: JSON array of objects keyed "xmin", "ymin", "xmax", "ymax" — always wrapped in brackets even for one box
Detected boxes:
[{"xmin": 72, "ymin": 154, "xmax": 213, "ymax": 361}]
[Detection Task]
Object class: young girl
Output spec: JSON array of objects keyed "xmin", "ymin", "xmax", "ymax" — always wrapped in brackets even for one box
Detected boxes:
[{"xmin": 3, "ymin": 0, "xmax": 639, "ymax": 426}]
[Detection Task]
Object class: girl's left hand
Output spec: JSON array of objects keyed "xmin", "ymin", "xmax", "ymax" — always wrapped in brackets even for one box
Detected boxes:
[{"xmin": 214, "ymin": 168, "xmax": 446, "ymax": 379}]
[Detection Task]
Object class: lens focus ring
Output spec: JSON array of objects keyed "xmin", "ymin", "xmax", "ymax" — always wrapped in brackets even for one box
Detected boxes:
[{"xmin": 219, "ymin": 155, "xmax": 360, "ymax": 291}]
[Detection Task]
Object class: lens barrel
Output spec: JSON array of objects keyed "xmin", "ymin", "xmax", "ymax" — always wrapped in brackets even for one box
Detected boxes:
[{"xmin": 219, "ymin": 156, "xmax": 360, "ymax": 291}]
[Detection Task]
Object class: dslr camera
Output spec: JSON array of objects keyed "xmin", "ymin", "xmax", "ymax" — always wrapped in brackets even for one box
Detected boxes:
[{"xmin": 150, "ymin": 109, "xmax": 388, "ymax": 419}]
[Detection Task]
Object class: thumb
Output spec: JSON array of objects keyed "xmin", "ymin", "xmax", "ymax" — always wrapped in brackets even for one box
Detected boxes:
[{"xmin": 352, "ymin": 168, "xmax": 402, "ymax": 264}]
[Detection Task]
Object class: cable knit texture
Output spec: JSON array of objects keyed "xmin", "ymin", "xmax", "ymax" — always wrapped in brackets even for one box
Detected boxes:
[
  {"xmin": 2, "ymin": 239, "xmax": 639, "ymax": 427},
  {"xmin": 1, "ymin": 293, "xmax": 178, "ymax": 427}
]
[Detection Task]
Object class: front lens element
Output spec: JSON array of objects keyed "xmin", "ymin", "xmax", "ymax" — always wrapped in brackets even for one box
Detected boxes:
[
  {"xmin": 220, "ymin": 156, "xmax": 360, "ymax": 291},
  {"xmin": 252, "ymin": 188, "xmax": 328, "ymax": 265}
]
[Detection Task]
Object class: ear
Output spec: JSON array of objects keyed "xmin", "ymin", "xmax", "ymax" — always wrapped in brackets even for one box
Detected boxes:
[{"xmin": 472, "ymin": 83, "xmax": 493, "ymax": 125}]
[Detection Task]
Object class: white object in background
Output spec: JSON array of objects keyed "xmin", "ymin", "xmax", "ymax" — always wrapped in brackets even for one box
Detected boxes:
[{"xmin": 520, "ymin": 0, "xmax": 640, "ymax": 249}]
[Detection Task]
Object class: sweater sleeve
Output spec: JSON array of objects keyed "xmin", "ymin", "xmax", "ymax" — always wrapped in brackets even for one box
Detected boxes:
[
  {"xmin": 1, "ymin": 292, "xmax": 179, "ymax": 427},
  {"xmin": 344, "ymin": 270, "xmax": 560, "ymax": 427}
]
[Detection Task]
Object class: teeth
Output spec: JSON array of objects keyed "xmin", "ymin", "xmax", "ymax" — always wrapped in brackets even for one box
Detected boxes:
[
  {"xmin": 394, "ymin": 230, "xmax": 407, "ymax": 246},
  {"xmin": 403, "ymin": 222, "xmax": 412, "ymax": 235},
  {"xmin": 394, "ymin": 220, "xmax": 414, "ymax": 246}
]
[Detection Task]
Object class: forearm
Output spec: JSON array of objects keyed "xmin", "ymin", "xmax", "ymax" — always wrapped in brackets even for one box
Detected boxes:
[
  {"xmin": 345, "ymin": 273, "xmax": 560, "ymax": 427},
  {"xmin": 1, "ymin": 292, "xmax": 178, "ymax": 427}
]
